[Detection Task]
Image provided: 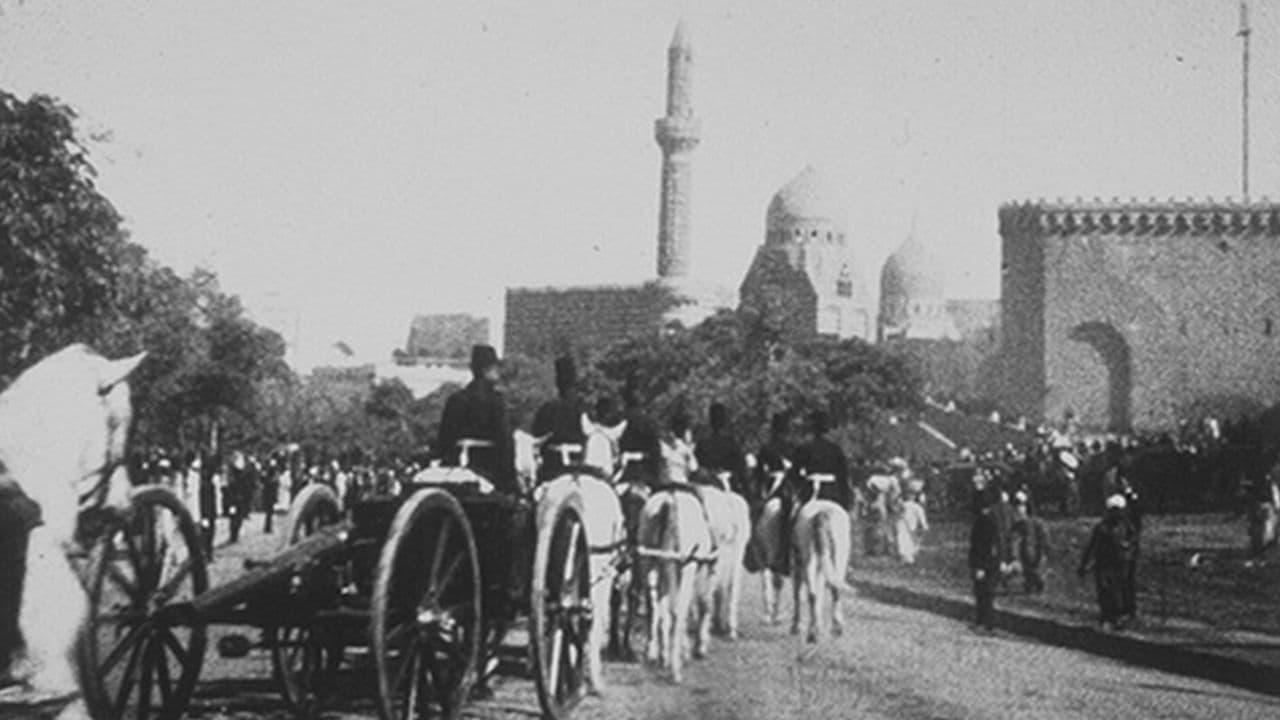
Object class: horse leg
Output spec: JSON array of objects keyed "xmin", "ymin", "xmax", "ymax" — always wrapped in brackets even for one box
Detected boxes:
[
  {"xmin": 19, "ymin": 527, "xmax": 83, "ymax": 695},
  {"xmin": 806, "ymin": 556, "xmax": 821, "ymax": 644},
  {"xmin": 830, "ymin": 583, "xmax": 844, "ymax": 637},
  {"xmin": 695, "ymin": 566, "xmax": 713, "ymax": 659},
  {"xmin": 645, "ymin": 567, "xmax": 661, "ymax": 665},
  {"xmin": 586, "ymin": 559, "xmax": 611, "ymax": 693},
  {"xmin": 790, "ymin": 551, "xmax": 803, "ymax": 636},
  {"xmin": 670, "ymin": 564, "xmax": 692, "ymax": 682},
  {"xmin": 727, "ymin": 551, "xmax": 742, "ymax": 640},
  {"xmin": 769, "ymin": 571, "xmax": 785, "ymax": 625}
]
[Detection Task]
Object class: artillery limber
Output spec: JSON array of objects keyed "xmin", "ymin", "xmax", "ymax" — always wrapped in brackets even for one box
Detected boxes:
[{"xmin": 73, "ymin": 452, "xmax": 594, "ymax": 720}]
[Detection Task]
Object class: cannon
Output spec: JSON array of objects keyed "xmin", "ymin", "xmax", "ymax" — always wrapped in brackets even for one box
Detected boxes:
[{"xmin": 72, "ymin": 461, "xmax": 593, "ymax": 720}]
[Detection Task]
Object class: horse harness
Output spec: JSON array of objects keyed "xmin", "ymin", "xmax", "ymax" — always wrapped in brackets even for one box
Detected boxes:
[{"xmin": 635, "ymin": 483, "xmax": 719, "ymax": 566}]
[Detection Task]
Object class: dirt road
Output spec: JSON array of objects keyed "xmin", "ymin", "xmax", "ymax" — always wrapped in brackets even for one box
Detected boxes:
[{"xmin": 180, "ymin": 515, "xmax": 1280, "ymax": 720}]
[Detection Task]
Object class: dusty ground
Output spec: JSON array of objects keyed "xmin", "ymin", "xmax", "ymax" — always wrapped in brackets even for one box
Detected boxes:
[
  {"xmin": 167, "ymin": 512, "xmax": 1280, "ymax": 720},
  {"xmin": 862, "ymin": 512, "xmax": 1280, "ymax": 633}
]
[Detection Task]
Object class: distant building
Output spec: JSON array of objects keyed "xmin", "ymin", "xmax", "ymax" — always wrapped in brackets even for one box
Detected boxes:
[
  {"xmin": 998, "ymin": 198, "xmax": 1280, "ymax": 432},
  {"xmin": 503, "ymin": 21, "xmax": 727, "ymax": 358},
  {"xmin": 878, "ymin": 230, "xmax": 958, "ymax": 342},
  {"xmin": 505, "ymin": 282, "xmax": 680, "ymax": 357},
  {"xmin": 310, "ymin": 363, "xmax": 377, "ymax": 405},
  {"xmin": 396, "ymin": 313, "xmax": 489, "ymax": 365},
  {"xmin": 738, "ymin": 166, "xmax": 875, "ymax": 341}
]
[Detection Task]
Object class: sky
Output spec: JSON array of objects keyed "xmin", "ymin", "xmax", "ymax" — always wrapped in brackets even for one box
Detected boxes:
[{"xmin": 0, "ymin": 0, "xmax": 1275, "ymax": 370}]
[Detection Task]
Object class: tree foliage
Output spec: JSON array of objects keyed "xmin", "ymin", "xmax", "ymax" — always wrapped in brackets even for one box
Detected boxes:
[{"xmin": 594, "ymin": 308, "xmax": 922, "ymax": 449}]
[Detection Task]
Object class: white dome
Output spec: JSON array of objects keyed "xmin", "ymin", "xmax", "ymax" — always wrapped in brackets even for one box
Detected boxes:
[{"xmin": 766, "ymin": 166, "xmax": 847, "ymax": 234}]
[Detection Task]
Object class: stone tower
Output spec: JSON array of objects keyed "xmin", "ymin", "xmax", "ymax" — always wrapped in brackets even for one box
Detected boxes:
[{"xmin": 655, "ymin": 20, "xmax": 700, "ymax": 281}]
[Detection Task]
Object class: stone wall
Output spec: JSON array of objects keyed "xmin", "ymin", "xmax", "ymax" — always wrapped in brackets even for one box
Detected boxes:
[
  {"xmin": 999, "ymin": 200, "xmax": 1280, "ymax": 431},
  {"xmin": 503, "ymin": 281, "xmax": 678, "ymax": 358}
]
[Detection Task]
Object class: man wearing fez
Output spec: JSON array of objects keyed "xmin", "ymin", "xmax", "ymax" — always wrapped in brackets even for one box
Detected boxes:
[
  {"xmin": 436, "ymin": 345, "xmax": 518, "ymax": 495},
  {"xmin": 531, "ymin": 356, "xmax": 587, "ymax": 482},
  {"xmin": 617, "ymin": 377, "xmax": 661, "ymax": 488},
  {"xmin": 694, "ymin": 402, "xmax": 748, "ymax": 495},
  {"xmin": 789, "ymin": 410, "xmax": 852, "ymax": 510}
]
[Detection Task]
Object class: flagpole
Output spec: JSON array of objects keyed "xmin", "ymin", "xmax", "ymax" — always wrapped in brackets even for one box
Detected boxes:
[{"xmin": 1240, "ymin": 0, "xmax": 1251, "ymax": 199}]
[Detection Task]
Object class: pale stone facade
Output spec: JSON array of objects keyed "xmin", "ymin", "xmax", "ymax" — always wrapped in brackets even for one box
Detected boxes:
[
  {"xmin": 998, "ymin": 198, "xmax": 1280, "ymax": 432},
  {"xmin": 738, "ymin": 166, "xmax": 875, "ymax": 341}
]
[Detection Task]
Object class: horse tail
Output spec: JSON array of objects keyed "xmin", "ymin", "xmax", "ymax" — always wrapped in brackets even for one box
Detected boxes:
[{"xmin": 814, "ymin": 508, "xmax": 853, "ymax": 594}]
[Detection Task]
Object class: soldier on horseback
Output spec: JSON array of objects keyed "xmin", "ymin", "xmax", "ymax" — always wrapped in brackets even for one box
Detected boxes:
[
  {"xmin": 531, "ymin": 356, "xmax": 588, "ymax": 482},
  {"xmin": 768, "ymin": 411, "xmax": 852, "ymax": 574},
  {"xmin": 617, "ymin": 379, "xmax": 661, "ymax": 489},
  {"xmin": 694, "ymin": 402, "xmax": 748, "ymax": 495},
  {"xmin": 436, "ymin": 344, "xmax": 519, "ymax": 495}
]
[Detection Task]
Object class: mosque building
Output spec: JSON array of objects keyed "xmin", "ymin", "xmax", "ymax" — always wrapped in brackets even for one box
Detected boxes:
[
  {"xmin": 878, "ymin": 229, "xmax": 959, "ymax": 342},
  {"xmin": 738, "ymin": 166, "xmax": 875, "ymax": 341}
]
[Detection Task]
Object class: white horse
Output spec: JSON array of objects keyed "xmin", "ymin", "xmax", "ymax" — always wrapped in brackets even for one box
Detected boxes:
[
  {"xmin": 0, "ymin": 344, "xmax": 145, "ymax": 717},
  {"xmin": 790, "ymin": 475, "xmax": 853, "ymax": 643},
  {"xmin": 636, "ymin": 487, "xmax": 714, "ymax": 684},
  {"xmin": 530, "ymin": 416, "xmax": 627, "ymax": 694},
  {"xmin": 692, "ymin": 476, "xmax": 750, "ymax": 641},
  {"xmin": 751, "ymin": 470, "xmax": 792, "ymax": 624}
]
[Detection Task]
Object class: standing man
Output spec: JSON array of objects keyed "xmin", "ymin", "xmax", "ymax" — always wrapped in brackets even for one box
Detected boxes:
[
  {"xmin": 1117, "ymin": 478, "xmax": 1143, "ymax": 623},
  {"xmin": 968, "ymin": 482, "xmax": 1004, "ymax": 632},
  {"xmin": 225, "ymin": 451, "xmax": 255, "ymax": 545},
  {"xmin": 1078, "ymin": 494, "xmax": 1135, "ymax": 630},
  {"xmin": 261, "ymin": 455, "xmax": 281, "ymax": 534},
  {"xmin": 436, "ymin": 345, "xmax": 518, "ymax": 495},
  {"xmin": 694, "ymin": 402, "xmax": 747, "ymax": 495},
  {"xmin": 531, "ymin": 356, "xmax": 587, "ymax": 482},
  {"xmin": 1011, "ymin": 489, "xmax": 1050, "ymax": 594}
]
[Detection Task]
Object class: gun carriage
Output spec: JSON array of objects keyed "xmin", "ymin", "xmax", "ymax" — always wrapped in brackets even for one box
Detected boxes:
[{"xmin": 73, "ymin": 444, "xmax": 593, "ymax": 720}]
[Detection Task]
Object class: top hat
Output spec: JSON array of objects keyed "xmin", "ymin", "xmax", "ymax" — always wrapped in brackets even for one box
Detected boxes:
[
  {"xmin": 554, "ymin": 355, "xmax": 577, "ymax": 390},
  {"xmin": 470, "ymin": 344, "xmax": 500, "ymax": 373}
]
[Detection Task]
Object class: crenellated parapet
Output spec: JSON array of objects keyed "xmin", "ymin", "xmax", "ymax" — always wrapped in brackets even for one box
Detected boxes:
[{"xmin": 999, "ymin": 197, "xmax": 1280, "ymax": 237}]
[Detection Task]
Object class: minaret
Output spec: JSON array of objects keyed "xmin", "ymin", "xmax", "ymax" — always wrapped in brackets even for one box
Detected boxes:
[{"xmin": 655, "ymin": 19, "xmax": 700, "ymax": 281}]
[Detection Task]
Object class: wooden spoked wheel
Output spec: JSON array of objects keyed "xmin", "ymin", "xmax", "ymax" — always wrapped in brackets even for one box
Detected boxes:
[
  {"xmin": 371, "ymin": 489, "xmax": 481, "ymax": 720},
  {"xmin": 76, "ymin": 485, "xmax": 209, "ymax": 720},
  {"xmin": 530, "ymin": 496, "xmax": 592, "ymax": 720},
  {"xmin": 269, "ymin": 483, "xmax": 344, "ymax": 716}
]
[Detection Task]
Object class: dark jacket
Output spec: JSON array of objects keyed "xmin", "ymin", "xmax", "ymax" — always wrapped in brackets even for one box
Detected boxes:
[
  {"xmin": 437, "ymin": 377, "xmax": 517, "ymax": 494},
  {"xmin": 695, "ymin": 430, "xmax": 748, "ymax": 495},
  {"xmin": 790, "ymin": 435, "xmax": 852, "ymax": 510},
  {"xmin": 969, "ymin": 507, "xmax": 1003, "ymax": 573},
  {"xmin": 532, "ymin": 392, "xmax": 587, "ymax": 476},
  {"xmin": 754, "ymin": 436, "xmax": 793, "ymax": 504},
  {"xmin": 1078, "ymin": 513, "xmax": 1135, "ymax": 576},
  {"xmin": 618, "ymin": 407, "xmax": 662, "ymax": 484}
]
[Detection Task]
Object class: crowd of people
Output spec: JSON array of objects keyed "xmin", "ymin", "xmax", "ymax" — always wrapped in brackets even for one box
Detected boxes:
[{"xmin": 136, "ymin": 345, "xmax": 1175, "ymax": 636}]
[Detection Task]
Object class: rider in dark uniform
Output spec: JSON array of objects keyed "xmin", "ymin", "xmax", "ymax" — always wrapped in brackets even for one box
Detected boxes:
[
  {"xmin": 788, "ymin": 410, "xmax": 853, "ymax": 509},
  {"xmin": 693, "ymin": 402, "xmax": 747, "ymax": 495},
  {"xmin": 436, "ymin": 345, "xmax": 519, "ymax": 495},
  {"xmin": 754, "ymin": 412, "xmax": 793, "ymax": 509},
  {"xmin": 531, "ymin": 356, "xmax": 587, "ymax": 482},
  {"xmin": 617, "ymin": 378, "xmax": 661, "ymax": 488}
]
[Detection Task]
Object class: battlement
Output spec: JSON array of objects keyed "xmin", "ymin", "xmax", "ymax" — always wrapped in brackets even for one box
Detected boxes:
[{"xmin": 999, "ymin": 197, "xmax": 1280, "ymax": 237}]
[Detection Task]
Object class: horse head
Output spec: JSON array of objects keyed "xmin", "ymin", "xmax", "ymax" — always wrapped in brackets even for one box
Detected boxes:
[
  {"xmin": 0, "ymin": 344, "xmax": 146, "ymax": 528},
  {"xmin": 582, "ymin": 413, "xmax": 626, "ymax": 477}
]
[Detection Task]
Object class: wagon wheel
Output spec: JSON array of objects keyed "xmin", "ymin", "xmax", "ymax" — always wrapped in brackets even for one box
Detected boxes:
[
  {"xmin": 530, "ymin": 496, "xmax": 592, "ymax": 720},
  {"xmin": 371, "ymin": 489, "xmax": 481, "ymax": 720},
  {"xmin": 269, "ymin": 484, "xmax": 344, "ymax": 717},
  {"xmin": 76, "ymin": 485, "xmax": 209, "ymax": 720}
]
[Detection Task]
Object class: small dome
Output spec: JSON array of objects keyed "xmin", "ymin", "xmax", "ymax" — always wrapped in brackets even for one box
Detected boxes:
[
  {"xmin": 881, "ymin": 231, "xmax": 945, "ymax": 302},
  {"xmin": 766, "ymin": 166, "xmax": 847, "ymax": 234}
]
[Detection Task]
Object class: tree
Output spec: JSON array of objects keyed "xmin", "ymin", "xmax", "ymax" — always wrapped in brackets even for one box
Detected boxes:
[{"xmin": 0, "ymin": 92, "xmax": 130, "ymax": 379}]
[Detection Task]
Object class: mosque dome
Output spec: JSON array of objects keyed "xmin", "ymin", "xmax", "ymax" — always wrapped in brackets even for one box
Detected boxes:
[
  {"xmin": 881, "ymin": 230, "xmax": 945, "ymax": 303},
  {"xmin": 766, "ymin": 166, "xmax": 848, "ymax": 237}
]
